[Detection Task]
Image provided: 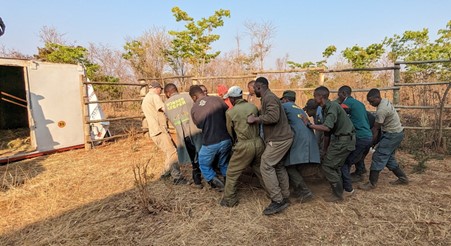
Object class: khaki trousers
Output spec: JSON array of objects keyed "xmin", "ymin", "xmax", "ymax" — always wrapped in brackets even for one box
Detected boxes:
[
  {"xmin": 222, "ymin": 138, "xmax": 265, "ymax": 205},
  {"xmin": 260, "ymin": 138, "xmax": 293, "ymax": 202},
  {"xmin": 151, "ymin": 132, "xmax": 182, "ymax": 179}
]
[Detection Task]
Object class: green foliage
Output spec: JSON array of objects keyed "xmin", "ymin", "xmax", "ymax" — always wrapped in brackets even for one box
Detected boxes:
[
  {"xmin": 36, "ymin": 42, "xmax": 121, "ymax": 99},
  {"xmin": 165, "ymin": 7, "xmax": 230, "ymax": 76},
  {"xmin": 412, "ymin": 153, "xmax": 429, "ymax": 174},
  {"xmin": 122, "ymin": 40, "xmax": 144, "ymax": 61},
  {"xmin": 92, "ymin": 75, "xmax": 123, "ymax": 99},
  {"xmin": 35, "ymin": 42, "xmax": 99, "ymax": 79},
  {"xmin": 322, "ymin": 45, "xmax": 337, "ymax": 58},
  {"xmin": 122, "ymin": 40, "xmax": 148, "ymax": 77},
  {"xmin": 287, "ymin": 61, "xmax": 314, "ymax": 69},
  {"xmin": 384, "ymin": 21, "xmax": 451, "ymax": 80},
  {"xmin": 342, "ymin": 43, "xmax": 385, "ymax": 68}
]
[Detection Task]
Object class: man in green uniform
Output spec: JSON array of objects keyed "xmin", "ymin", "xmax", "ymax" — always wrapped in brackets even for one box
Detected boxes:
[
  {"xmin": 248, "ymin": 77, "xmax": 293, "ymax": 215},
  {"xmin": 301, "ymin": 86, "xmax": 355, "ymax": 202},
  {"xmin": 220, "ymin": 86, "xmax": 265, "ymax": 207}
]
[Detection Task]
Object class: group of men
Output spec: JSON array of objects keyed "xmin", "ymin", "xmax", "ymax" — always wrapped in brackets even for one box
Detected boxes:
[{"xmin": 141, "ymin": 76, "xmax": 409, "ymax": 216}]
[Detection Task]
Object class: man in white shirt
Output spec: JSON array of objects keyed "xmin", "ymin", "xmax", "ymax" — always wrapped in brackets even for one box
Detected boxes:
[{"xmin": 359, "ymin": 89, "xmax": 408, "ymax": 190}]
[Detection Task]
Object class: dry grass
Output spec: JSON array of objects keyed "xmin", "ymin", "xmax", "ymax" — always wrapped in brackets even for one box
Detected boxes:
[
  {"xmin": 0, "ymin": 135, "xmax": 450, "ymax": 245},
  {"xmin": 0, "ymin": 128, "xmax": 33, "ymax": 158}
]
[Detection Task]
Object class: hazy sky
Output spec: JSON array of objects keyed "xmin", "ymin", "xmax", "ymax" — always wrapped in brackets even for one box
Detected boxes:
[{"xmin": 1, "ymin": 0, "xmax": 450, "ymax": 67}]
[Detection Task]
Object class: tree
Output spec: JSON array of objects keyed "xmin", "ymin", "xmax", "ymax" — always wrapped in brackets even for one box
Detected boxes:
[
  {"xmin": 341, "ymin": 43, "xmax": 385, "ymax": 68},
  {"xmin": 39, "ymin": 25, "xmax": 67, "ymax": 45},
  {"xmin": 0, "ymin": 45, "xmax": 32, "ymax": 59},
  {"xmin": 165, "ymin": 7, "xmax": 230, "ymax": 77},
  {"xmin": 244, "ymin": 21, "xmax": 276, "ymax": 71},
  {"xmin": 35, "ymin": 26, "xmax": 121, "ymax": 99},
  {"xmin": 123, "ymin": 27, "xmax": 170, "ymax": 79},
  {"xmin": 384, "ymin": 20, "xmax": 451, "ymax": 80}
]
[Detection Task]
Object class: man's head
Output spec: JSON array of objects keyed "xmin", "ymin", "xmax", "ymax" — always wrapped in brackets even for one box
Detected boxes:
[
  {"xmin": 254, "ymin": 77, "xmax": 269, "ymax": 98},
  {"xmin": 337, "ymin": 85, "xmax": 352, "ymax": 103},
  {"xmin": 189, "ymin": 85, "xmax": 205, "ymax": 102},
  {"xmin": 367, "ymin": 88, "xmax": 382, "ymax": 107},
  {"xmin": 164, "ymin": 83, "xmax": 178, "ymax": 98},
  {"xmin": 199, "ymin": 85, "xmax": 208, "ymax": 96},
  {"xmin": 304, "ymin": 99, "xmax": 319, "ymax": 117},
  {"xmin": 313, "ymin": 86, "xmax": 330, "ymax": 106},
  {"xmin": 247, "ymin": 80, "xmax": 256, "ymax": 95},
  {"xmin": 149, "ymin": 81, "xmax": 162, "ymax": 94},
  {"xmin": 224, "ymin": 85, "xmax": 243, "ymax": 106},
  {"xmin": 281, "ymin": 90, "xmax": 296, "ymax": 103}
]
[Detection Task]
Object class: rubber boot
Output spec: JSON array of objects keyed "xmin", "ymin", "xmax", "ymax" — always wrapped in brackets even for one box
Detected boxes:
[
  {"xmin": 192, "ymin": 162, "xmax": 203, "ymax": 189},
  {"xmin": 324, "ymin": 182, "xmax": 344, "ymax": 202},
  {"xmin": 390, "ymin": 167, "xmax": 409, "ymax": 185},
  {"xmin": 359, "ymin": 170, "xmax": 379, "ymax": 190},
  {"xmin": 297, "ymin": 179, "xmax": 314, "ymax": 203}
]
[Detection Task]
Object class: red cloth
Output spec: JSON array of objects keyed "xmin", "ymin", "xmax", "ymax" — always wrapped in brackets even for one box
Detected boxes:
[{"xmin": 217, "ymin": 84, "xmax": 233, "ymax": 109}]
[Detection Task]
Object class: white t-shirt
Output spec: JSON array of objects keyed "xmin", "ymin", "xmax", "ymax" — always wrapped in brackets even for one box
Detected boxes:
[{"xmin": 375, "ymin": 98, "xmax": 403, "ymax": 133}]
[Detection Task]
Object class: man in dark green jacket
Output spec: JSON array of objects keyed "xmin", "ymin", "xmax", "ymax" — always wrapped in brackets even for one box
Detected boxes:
[
  {"xmin": 248, "ymin": 77, "xmax": 293, "ymax": 215},
  {"xmin": 301, "ymin": 86, "xmax": 355, "ymax": 202},
  {"xmin": 220, "ymin": 86, "xmax": 265, "ymax": 207}
]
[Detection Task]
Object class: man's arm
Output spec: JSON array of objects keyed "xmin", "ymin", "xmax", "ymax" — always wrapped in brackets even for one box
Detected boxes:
[
  {"xmin": 249, "ymin": 96, "xmax": 280, "ymax": 124},
  {"xmin": 225, "ymin": 111, "xmax": 235, "ymax": 142},
  {"xmin": 371, "ymin": 122, "xmax": 382, "ymax": 146},
  {"xmin": 154, "ymin": 95, "xmax": 165, "ymax": 113}
]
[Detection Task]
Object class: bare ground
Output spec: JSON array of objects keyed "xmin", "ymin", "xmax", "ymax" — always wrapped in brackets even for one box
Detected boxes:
[{"xmin": 0, "ymin": 135, "xmax": 450, "ymax": 246}]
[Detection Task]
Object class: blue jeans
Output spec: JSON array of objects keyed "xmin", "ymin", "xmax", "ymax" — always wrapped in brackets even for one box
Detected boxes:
[
  {"xmin": 371, "ymin": 131, "xmax": 404, "ymax": 171},
  {"xmin": 198, "ymin": 139, "xmax": 232, "ymax": 182},
  {"xmin": 341, "ymin": 137, "xmax": 373, "ymax": 192}
]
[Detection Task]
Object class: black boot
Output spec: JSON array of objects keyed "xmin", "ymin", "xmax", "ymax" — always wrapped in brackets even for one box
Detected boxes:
[
  {"xmin": 390, "ymin": 167, "xmax": 409, "ymax": 185},
  {"xmin": 325, "ymin": 182, "xmax": 343, "ymax": 202},
  {"xmin": 192, "ymin": 162, "xmax": 203, "ymax": 188},
  {"xmin": 209, "ymin": 176, "xmax": 225, "ymax": 192},
  {"xmin": 359, "ymin": 170, "xmax": 379, "ymax": 190},
  {"xmin": 297, "ymin": 180, "xmax": 314, "ymax": 203}
]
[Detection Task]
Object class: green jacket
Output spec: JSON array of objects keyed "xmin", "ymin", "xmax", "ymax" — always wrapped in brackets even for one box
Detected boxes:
[
  {"xmin": 226, "ymin": 99, "xmax": 261, "ymax": 143},
  {"xmin": 322, "ymin": 100, "xmax": 355, "ymax": 137}
]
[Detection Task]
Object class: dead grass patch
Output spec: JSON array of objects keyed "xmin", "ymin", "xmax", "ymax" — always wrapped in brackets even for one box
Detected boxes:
[{"xmin": 0, "ymin": 135, "xmax": 449, "ymax": 245}]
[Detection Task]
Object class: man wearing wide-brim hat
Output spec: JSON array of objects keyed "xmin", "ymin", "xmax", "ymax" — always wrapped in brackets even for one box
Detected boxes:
[{"xmin": 141, "ymin": 81, "xmax": 189, "ymax": 185}]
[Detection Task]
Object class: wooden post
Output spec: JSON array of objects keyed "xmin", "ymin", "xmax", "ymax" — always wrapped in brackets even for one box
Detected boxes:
[
  {"xmin": 442, "ymin": 137, "xmax": 447, "ymax": 152},
  {"xmin": 80, "ymin": 75, "xmax": 92, "ymax": 150},
  {"xmin": 139, "ymin": 80, "xmax": 148, "ymax": 133},
  {"xmin": 393, "ymin": 63, "xmax": 401, "ymax": 105},
  {"xmin": 318, "ymin": 72, "xmax": 325, "ymax": 86}
]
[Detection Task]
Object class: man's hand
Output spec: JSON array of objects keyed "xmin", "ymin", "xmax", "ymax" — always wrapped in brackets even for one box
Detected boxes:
[
  {"xmin": 299, "ymin": 114, "xmax": 310, "ymax": 125},
  {"xmin": 247, "ymin": 114, "xmax": 259, "ymax": 124}
]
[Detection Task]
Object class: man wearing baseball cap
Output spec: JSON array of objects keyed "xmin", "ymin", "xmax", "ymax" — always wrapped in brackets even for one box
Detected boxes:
[
  {"xmin": 281, "ymin": 90, "xmax": 320, "ymax": 203},
  {"xmin": 141, "ymin": 81, "xmax": 189, "ymax": 185},
  {"xmin": 220, "ymin": 86, "xmax": 265, "ymax": 207}
]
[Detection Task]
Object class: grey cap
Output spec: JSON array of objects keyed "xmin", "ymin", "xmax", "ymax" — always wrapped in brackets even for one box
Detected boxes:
[{"xmin": 149, "ymin": 81, "xmax": 162, "ymax": 88}]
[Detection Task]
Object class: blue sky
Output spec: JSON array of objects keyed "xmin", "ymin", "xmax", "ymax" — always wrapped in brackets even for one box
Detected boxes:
[{"xmin": 1, "ymin": 0, "xmax": 450, "ymax": 68}]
